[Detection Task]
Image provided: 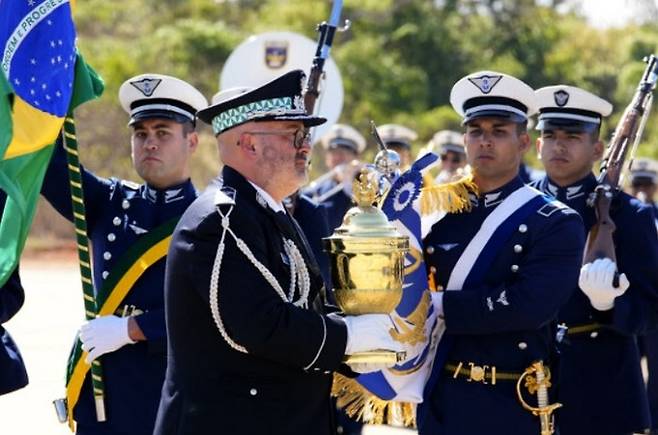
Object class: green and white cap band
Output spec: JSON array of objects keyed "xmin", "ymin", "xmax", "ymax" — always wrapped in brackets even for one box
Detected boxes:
[{"xmin": 211, "ymin": 96, "xmax": 305, "ymax": 134}]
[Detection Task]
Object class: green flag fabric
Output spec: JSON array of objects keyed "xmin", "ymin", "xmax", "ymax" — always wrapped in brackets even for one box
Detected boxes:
[{"xmin": 0, "ymin": 54, "xmax": 104, "ymax": 287}]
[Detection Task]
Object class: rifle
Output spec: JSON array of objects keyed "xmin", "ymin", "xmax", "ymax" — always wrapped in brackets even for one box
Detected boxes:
[
  {"xmin": 304, "ymin": 0, "xmax": 350, "ymax": 114},
  {"xmin": 584, "ymin": 55, "xmax": 658, "ymax": 280}
]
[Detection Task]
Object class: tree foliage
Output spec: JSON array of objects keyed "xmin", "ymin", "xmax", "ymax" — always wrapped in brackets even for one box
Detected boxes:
[{"xmin": 68, "ymin": 0, "xmax": 658, "ymax": 185}]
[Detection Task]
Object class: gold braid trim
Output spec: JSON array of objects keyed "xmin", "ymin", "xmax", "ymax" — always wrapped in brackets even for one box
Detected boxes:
[
  {"xmin": 420, "ymin": 174, "xmax": 478, "ymax": 215},
  {"xmin": 331, "ymin": 373, "xmax": 417, "ymax": 428}
]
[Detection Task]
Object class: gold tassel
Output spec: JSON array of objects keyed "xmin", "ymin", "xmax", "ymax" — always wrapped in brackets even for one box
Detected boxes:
[
  {"xmin": 420, "ymin": 174, "xmax": 478, "ymax": 216},
  {"xmin": 331, "ymin": 373, "xmax": 417, "ymax": 428}
]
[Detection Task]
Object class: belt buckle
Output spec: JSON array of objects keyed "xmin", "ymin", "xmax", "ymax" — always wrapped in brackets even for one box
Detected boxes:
[
  {"xmin": 119, "ymin": 305, "xmax": 144, "ymax": 317},
  {"xmin": 466, "ymin": 362, "xmax": 496, "ymax": 385}
]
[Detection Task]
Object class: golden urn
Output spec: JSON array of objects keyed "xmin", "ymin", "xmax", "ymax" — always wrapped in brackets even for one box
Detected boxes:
[{"xmin": 323, "ymin": 166, "xmax": 409, "ymax": 363}]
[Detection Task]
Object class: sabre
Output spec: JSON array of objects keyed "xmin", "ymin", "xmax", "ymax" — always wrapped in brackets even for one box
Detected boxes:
[{"xmin": 516, "ymin": 361, "xmax": 562, "ymax": 435}]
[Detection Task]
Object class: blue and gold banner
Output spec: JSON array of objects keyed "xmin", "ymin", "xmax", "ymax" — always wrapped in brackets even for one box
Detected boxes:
[{"xmin": 332, "ymin": 152, "xmax": 475, "ymax": 425}]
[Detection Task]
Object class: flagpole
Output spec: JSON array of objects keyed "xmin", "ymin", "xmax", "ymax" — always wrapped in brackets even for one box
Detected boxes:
[{"xmin": 61, "ymin": 117, "xmax": 106, "ymax": 422}]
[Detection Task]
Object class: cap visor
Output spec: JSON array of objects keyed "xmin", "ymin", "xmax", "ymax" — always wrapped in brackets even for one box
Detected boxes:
[
  {"xmin": 462, "ymin": 110, "xmax": 526, "ymax": 125},
  {"xmin": 129, "ymin": 110, "xmax": 192, "ymax": 126},
  {"xmin": 536, "ymin": 119, "xmax": 599, "ymax": 133},
  {"xmin": 261, "ymin": 113, "xmax": 327, "ymax": 127}
]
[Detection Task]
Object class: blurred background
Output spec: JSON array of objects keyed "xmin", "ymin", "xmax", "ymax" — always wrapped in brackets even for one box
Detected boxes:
[{"xmin": 28, "ymin": 0, "xmax": 658, "ymax": 254}]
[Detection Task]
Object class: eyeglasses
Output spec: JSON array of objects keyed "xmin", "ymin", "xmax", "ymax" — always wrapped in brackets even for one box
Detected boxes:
[
  {"xmin": 440, "ymin": 155, "xmax": 463, "ymax": 164},
  {"xmin": 246, "ymin": 128, "xmax": 311, "ymax": 150}
]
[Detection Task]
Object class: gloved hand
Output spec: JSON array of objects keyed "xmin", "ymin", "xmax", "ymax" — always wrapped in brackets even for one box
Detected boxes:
[
  {"xmin": 347, "ymin": 362, "xmax": 391, "ymax": 374},
  {"xmin": 339, "ymin": 313, "xmax": 403, "ymax": 373},
  {"xmin": 79, "ymin": 315, "xmax": 136, "ymax": 364},
  {"xmin": 579, "ymin": 257, "xmax": 630, "ymax": 311}
]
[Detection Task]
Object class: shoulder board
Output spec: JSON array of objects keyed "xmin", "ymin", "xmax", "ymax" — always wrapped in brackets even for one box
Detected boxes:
[
  {"xmin": 214, "ymin": 186, "xmax": 236, "ymax": 206},
  {"xmin": 121, "ymin": 180, "xmax": 141, "ymax": 190},
  {"xmin": 536, "ymin": 198, "xmax": 577, "ymax": 218}
]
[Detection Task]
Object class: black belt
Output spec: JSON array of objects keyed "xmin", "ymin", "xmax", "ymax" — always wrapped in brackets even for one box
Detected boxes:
[
  {"xmin": 444, "ymin": 361, "xmax": 522, "ymax": 385},
  {"xmin": 564, "ymin": 322, "xmax": 602, "ymax": 336}
]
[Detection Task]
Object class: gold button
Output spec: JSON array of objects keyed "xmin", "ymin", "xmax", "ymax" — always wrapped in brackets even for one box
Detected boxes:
[{"xmin": 427, "ymin": 246, "xmax": 435, "ymax": 254}]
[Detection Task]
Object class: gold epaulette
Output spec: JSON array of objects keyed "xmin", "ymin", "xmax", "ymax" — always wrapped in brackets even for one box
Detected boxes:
[{"xmin": 420, "ymin": 174, "xmax": 478, "ymax": 215}]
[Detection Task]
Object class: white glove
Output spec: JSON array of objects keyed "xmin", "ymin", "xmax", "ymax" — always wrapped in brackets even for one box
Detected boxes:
[
  {"xmin": 340, "ymin": 313, "xmax": 404, "ymax": 374},
  {"xmin": 347, "ymin": 362, "xmax": 391, "ymax": 374},
  {"xmin": 579, "ymin": 258, "xmax": 630, "ymax": 311},
  {"xmin": 342, "ymin": 313, "xmax": 403, "ymax": 355},
  {"xmin": 79, "ymin": 315, "xmax": 136, "ymax": 364}
]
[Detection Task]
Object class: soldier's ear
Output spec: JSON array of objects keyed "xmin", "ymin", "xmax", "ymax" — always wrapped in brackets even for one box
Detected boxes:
[
  {"xmin": 593, "ymin": 139, "xmax": 604, "ymax": 160},
  {"xmin": 519, "ymin": 131, "xmax": 530, "ymax": 153},
  {"xmin": 187, "ymin": 131, "xmax": 199, "ymax": 153},
  {"xmin": 238, "ymin": 133, "xmax": 257, "ymax": 155},
  {"xmin": 535, "ymin": 136, "xmax": 543, "ymax": 160}
]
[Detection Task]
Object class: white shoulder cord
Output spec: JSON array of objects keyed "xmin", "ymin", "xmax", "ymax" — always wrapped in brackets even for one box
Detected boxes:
[{"xmin": 209, "ymin": 204, "xmax": 311, "ymax": 353}]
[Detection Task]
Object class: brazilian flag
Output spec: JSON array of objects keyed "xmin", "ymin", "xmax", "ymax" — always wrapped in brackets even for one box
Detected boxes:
[{"xmin": 0, "ymin": 0, "xmax": 103, "ymax": 286}]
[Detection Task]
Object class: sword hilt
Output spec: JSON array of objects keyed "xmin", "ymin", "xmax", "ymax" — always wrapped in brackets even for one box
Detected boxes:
[{"xmin": 516, "ymin": 361, "xmax": 562, "ymax": 435}]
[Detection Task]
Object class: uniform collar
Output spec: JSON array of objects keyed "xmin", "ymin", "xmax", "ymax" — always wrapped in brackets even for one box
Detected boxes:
[
  {"xmin": 248, "ymin": 181, "xmax": 285, "ymax": 213},
  {"xmin": 475, "ymin": 176, "xmax": 525, "ymax": 208},
  {"xmin": 541, "ymin": 173, "xmax": 597, "ymax": 201},
  {"xmin": 141, "ymin": 179, "xmax": 195, "ymax": 204},
  {"xmin": 220, "ymin": 165, "xmax": 288, "ymax": 214}
]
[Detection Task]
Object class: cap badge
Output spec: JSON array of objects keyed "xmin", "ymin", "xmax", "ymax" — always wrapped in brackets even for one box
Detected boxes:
[
  {"xmin": 468, "ymin": 74, "xmax": 502, "ymax": 94},
  {"xmin": 129, "ymin": 78, "xmax": 162, "ymax": 97},
  {"xmin": 293, "ymin": 94, "xmax": 306, "ymax": 112},
  {"xmin": 554, "ymin": 90, "xmax": 570, "ymax": 107},
  {"xmin": 264, "ymin": 41, "xmax": 288, "ymax": 69}
]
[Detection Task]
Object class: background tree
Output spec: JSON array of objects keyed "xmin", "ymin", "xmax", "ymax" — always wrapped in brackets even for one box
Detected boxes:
[{"xmin": 30, "ymin": 0, "xmax": 658, "ymax": 243}]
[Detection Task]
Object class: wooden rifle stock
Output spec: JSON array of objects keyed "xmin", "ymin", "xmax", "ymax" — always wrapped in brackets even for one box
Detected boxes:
[
  {"xmin": 584, "ymin": 55, "xmax": 658, "ymax": 286},
  {"xmin": 303, "ymin": 0, "xmax": 345, "ymax": 115}
]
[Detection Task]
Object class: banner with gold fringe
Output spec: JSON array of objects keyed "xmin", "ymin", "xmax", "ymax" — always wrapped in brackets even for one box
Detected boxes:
[{"xmin": 332, "ymin": 152, "xmax": 477, "ymax": 426}]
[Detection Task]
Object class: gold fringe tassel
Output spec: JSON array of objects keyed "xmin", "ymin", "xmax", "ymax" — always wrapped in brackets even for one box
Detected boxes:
[
  {"xmin": 420, "ymin": 174, "xmax": 478, "ymax": 216},
  {"xmin": 331, "ymin": 373, "xmax": 417, "ymax": 428}
]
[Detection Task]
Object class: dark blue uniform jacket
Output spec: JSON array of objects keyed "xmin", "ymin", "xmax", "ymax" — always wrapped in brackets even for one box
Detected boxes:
[
  {"xmin": 153, "ymin": 166, "xmax": 348, "ymax": 435},
  {"xmin": 0, "ymin": 264, "xmax": 28, "ymax": 396},
  {"xmin": 533, "ymin": 174, "xmax": 658, "ymax": 435},
  {"xmin": 41, "ymin": 142, "xmax": 197, "ymax": 434},
  {"xmin": 0, "ymin": 190, "xmax": 28, "ymax": 396},
  {"xmin": 419, "ymin": 177, "xmax": 584, "ymax": 435},
  {"xmin": 304, "ymin": 178, "xmax": 353, "ymax": 232}
]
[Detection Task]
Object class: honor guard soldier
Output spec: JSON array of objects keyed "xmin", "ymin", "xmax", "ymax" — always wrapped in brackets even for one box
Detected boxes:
[
  {"xmin": 378, "ymin": 123, "xmax": 417, "ymax": 170},
  {"xmin": 153, "ymin": 70, "xmax": 402, "ymax": 435},
  {"xmin": 427, "ymin": 130, "xmax": 467, "ymax": 183},
  {"xmin": 629, "ymin": 158, "xmax": 658, "ymax": 216},
  {"xmin": 41, "ymin": 74, "xmax": 207, "ymax": 435},
  {"xmin": 303, "ymin": 123, "xmax": 366, "ymax": 231},
  {"xmin": 0, "ymin": 192, "xmax": 28, "ymax": 397},
  {"xmin": 630, "ymin": 158, "xmax": 658, "ymax": 435},
  {"xmin": 533, "ymin": 85, "xmax": 658, "ymax": 435},
  {"xmin": 418, "ymin": 71, "xmax": 585, "ymax": 435}
]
